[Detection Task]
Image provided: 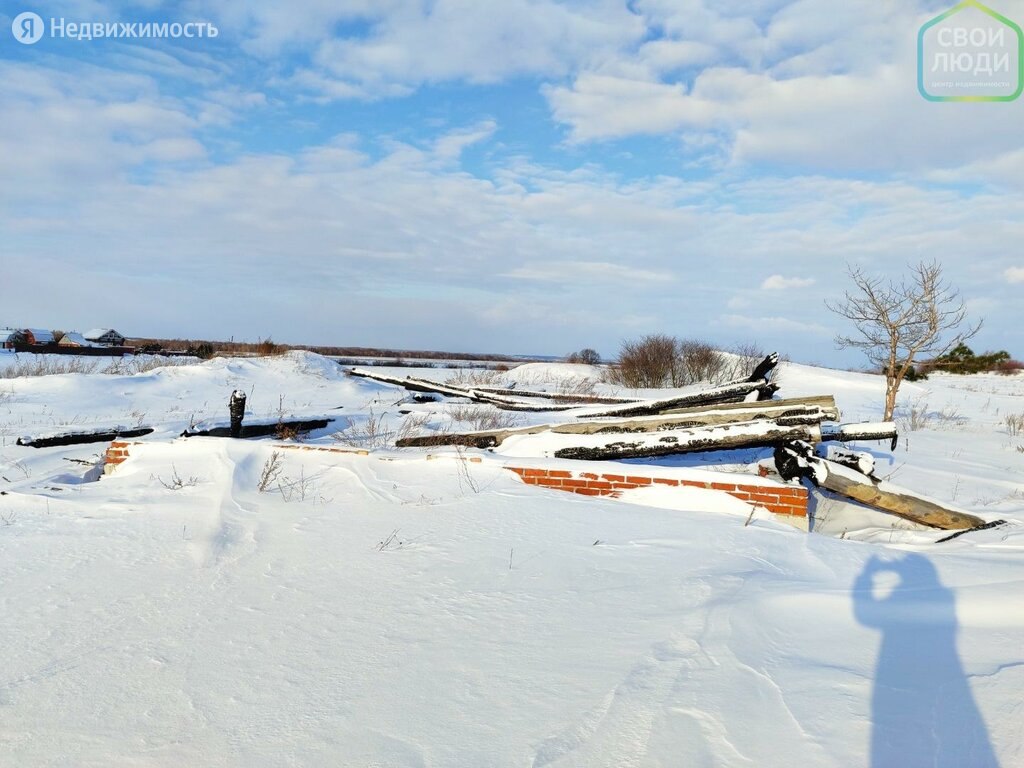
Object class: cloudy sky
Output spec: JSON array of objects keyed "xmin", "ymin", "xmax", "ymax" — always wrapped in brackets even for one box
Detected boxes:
[{"xmin": 2, "ymin": 1, "xmax": 1023, "ymax": 364}]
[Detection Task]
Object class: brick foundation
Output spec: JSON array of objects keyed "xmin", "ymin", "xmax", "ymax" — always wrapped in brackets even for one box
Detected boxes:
[
  {"xmin": 505, "ymin": 466, "xmax": 807, "ymax": 518},
  {"xmin": 103, "ymin": 440, "xmax": 141, "ymax": 473},
  {"xmin": 101, "ymin": 439, "xmax": 807, "ymax": 520}
]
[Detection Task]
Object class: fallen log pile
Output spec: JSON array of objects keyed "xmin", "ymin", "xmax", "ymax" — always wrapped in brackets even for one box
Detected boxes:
[
  {"xmin": 359, "ymin": 354, "xmax": 898, "ymax": 462},
  {"xmin": 352, "ymin": 353, "xmax": 985, "ymax": 530}
]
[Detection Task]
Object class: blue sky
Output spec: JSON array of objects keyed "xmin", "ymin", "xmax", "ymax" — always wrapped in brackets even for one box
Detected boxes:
[{"xmin": 2, "ymin": 1, "xmax": 1023, "ymax": 365}]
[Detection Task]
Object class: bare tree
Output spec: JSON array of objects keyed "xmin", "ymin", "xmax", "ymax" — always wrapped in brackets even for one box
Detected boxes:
[{"xmin": 826, "ymin": 261, "xmax": 981, "ymax": 421}]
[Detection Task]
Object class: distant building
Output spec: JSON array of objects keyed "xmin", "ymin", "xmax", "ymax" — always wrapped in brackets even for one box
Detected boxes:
[
  {"xmin": 1, "ymin": 328, "xmax": 25, "ymax": 350},
  {"xmin": 83, "ymin": 328, "xmax": 126, "ymax": 346},
  {"xmin": 58, "ymin": 332, "xmax": 100, "ymax": 348},
  {"xmin": 24, "ymin": 328, "xmax": 55, "ymax": 345}
]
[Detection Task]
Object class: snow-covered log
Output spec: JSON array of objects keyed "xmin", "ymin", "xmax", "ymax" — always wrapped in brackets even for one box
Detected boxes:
[
  {"xmin": 348, "ymin": 368, "xmax": 480, "ymax": 399},
  {"xmin": 347, "ymin": 368, "xmax": 579, "ymax": 412},
  {"xmin": 580, "ymin": 381, "xmax": 778, "ymax": 419},
  {"xmin": 774, "ymin": 441, "xmax": 984, "ymax": 530},
  {"xmin": 503, "ymin": 421, "xmax": 825, "ymax": 461},
  {"xmin": 821, "ymin": 421, "xmax": 898, "ymax": 450},
  {"xmin": 470, "ymin": 386, "xmax": 640, "ymax": 405},
  {"xmin": 396, "ymin": 397, "xmax": 840, "ymax": 449}
]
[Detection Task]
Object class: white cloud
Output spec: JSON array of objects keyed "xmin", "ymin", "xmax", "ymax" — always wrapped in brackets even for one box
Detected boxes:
[
  {"xmin": 1006, "ymin": 267, "xmax": 1024, "ymax": 284},
  {"xmin": 723, "ymin": 315, "xmax": 831, "ymax": 336},
  {"xmin": 761, "ymin": 274, "xmax": 816, "ymax": 290},
  {"xmin": 255, "ymin": 0, "xmax": 645, "ymax": 98},
  {"xmin": 544, "ymin": 2, "xmax": 1024, "ymax": 177},
  {"xmin": 502, "ymin": 261, "xmax": 673, "ymax": 284},
  {"xmin": 433, "ymin": 120, "xmax": 497, "ymax": 161}
]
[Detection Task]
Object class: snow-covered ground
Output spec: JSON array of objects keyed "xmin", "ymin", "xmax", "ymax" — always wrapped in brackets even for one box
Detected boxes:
[{"xmin": 1, "ymin": 351, "xmax": 1022, "ymax": 766}]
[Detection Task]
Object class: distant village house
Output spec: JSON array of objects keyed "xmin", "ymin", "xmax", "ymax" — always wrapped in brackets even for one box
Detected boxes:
[
  {"xmin": 58, "ymin": 332, "xmax": 100, "ymax": 348},
  {"xmin": 1, "ymin": 328, "xmax": 25, "ymax": 350},
  {"xmin": 24, "ymin": 328, "xmax": 55, "ymax": 345},
  {"xmin": 83, "ymin": 328, "xmax": 126, "ymax": 346}
]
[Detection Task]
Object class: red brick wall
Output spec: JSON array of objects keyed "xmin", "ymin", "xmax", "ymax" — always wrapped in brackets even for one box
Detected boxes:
[
  {"xmin": 104, "ymin": 440, "xmax": 136, "ymax": 469},
  {"xmin": 506, "ymin": 467, "xmax": 807, "ymax": 518}
]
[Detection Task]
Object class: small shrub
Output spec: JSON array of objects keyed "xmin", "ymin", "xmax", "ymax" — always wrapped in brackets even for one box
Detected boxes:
[
  {"xmin": 995, "ymin": 359, "xmax": 1024, "ymax": 375},
  {"xmin": 444, "ymin": 368, "xmax": 505, "ymax": 387},
  {"xmin": 257, "ymin": 451, "xmax": 284, "ymax": 492},
  {"xmin": 159, "ymin": 465, "xmax": 199, "ymax": 490},
  {"xmin": 105, "ymin": 356, "xmax": 192, "ymax": 375},
  {"xmin": 1005, "ymin": 413, "xmax": 1024, "ymax": 437},
  {"xmin": 0, "ymin": 356, "xmax": 98, "ymax": 378},
  {"xmin": 678, "ymin": 339, "xmax": 728, "ymax": 385},
  {"xmin": 333, "ymin": 409, "xmax": 393, "ymax": 449},
  {"xmin": 897, "ymin": 398, "xmax": 932, "ymax": 431},
  {"xmin": 555, "ymin": 376, "xmax": 597, "ymax": 397},
  {"xmin": 610, "ymin": 334, "xmax": 678, "ymax": 388},
  {"xmin": 609, "ymin": 335, "xmax": 729, "ymax": 388},
  {"xmin": 448, "ymin": 404, "xmax": 521, "ymax": 432},
  {"xmin": 187, "ymin": 342, "xmax": 216, "ymax": 360}
]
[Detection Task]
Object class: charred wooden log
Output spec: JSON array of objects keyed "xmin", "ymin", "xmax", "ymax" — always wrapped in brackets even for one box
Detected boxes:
[
  {"xmin": 774, "ymin": 441, "xmax": 984, "ymax": 530},
  {"xmin": 17, "ymin": 426, "xmax": 154, "ymax": 449},
  {"xmin": 747, "ymin": 352, "xmax": 780, "ymax": 383},
  {"xmin": 229, "ymin": 389, "xmax": 246, "ymax": 438},
  {"xmin": 181, "ymin": 418, "xmax": 333, "ymax": 439}
]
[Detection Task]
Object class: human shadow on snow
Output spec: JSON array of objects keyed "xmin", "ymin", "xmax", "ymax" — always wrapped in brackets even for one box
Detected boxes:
[{"xmin": 853, "ymin": 553, "xmax": 999, "ymax": 768}]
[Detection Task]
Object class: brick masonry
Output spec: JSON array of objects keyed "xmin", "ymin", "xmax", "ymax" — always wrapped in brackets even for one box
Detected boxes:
[
  {"xmin": 103, "ymin": 440, "xmax": 140, "ymax": 472},
  {"xmin": 505, "ymin": 466, "xmax": 808, "ymax": 518}
]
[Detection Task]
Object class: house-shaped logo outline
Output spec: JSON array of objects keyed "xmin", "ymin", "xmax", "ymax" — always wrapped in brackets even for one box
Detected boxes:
[{"xmin": 917, "ymin": 0, "xmax": 1024, "ymax": 102}]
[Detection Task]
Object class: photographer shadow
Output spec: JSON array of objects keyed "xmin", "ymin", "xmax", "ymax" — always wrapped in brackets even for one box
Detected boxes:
[{"xmin": 853, "ymin": 553, "xmax": 998, "ymax": 767}]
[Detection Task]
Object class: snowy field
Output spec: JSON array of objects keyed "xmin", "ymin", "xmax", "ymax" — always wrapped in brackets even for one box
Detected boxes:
[{"xmin": 1, "ymin": 350, "xmax": 1022, "ymax": 766}]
